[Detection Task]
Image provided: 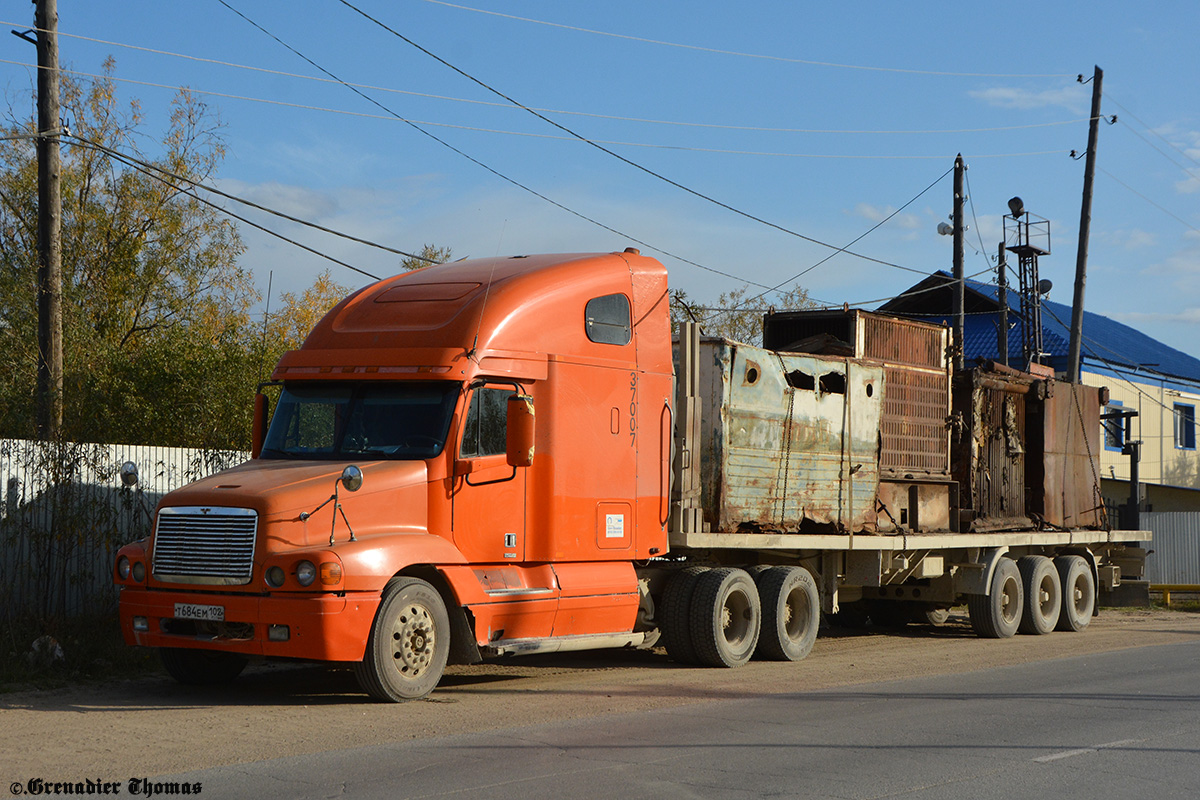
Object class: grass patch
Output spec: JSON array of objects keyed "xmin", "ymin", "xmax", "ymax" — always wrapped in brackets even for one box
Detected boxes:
[{"xmin": 1, "ymin": 613, "xmax": 160, "ymax": 692}]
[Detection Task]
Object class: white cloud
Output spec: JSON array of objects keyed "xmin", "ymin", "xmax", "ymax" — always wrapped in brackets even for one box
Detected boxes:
[
  {"xmin": 968, "ymin": 86, "xmax": 1087, "ymax": 113},
  {"xmin": 1102, "ymin": 228, "xmax": 1158, "ymax": 251},
  {"xmin": 851, "ymin": 202, "xmax": 923, "ymax": 230}
]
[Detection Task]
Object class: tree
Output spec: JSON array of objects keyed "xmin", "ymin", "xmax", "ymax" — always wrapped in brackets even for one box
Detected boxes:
[
  {"xmin": 671, "ymin": 283, "xmax": 813, "ymax": 346},
  {"xmin": 400, "ymin": 243, "xmax": 453, "ymax": 272},
  {"xmin": 0, "ymin": 60, "xmax": 252, "ymax": 446}
]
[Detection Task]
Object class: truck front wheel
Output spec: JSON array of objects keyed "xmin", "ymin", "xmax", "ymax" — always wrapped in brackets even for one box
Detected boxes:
[
  {"xmin": 159, "ymin": 647, "xmax": 247, "ymax": 685},
  {"xmin": 356, "ymin": 577, "xmax": 450, "ymax": 701}
]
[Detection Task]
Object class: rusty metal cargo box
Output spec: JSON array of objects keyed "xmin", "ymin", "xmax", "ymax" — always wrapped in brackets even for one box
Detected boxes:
[{"xmin": 695, "ymin": 338, "xmax": 884, "ymax": 533}]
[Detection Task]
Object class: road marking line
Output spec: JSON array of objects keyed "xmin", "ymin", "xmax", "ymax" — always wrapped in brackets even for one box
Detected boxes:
[{"xmin": 1034, "ymin": 739, "xmax": 1142, "ymax": 763}]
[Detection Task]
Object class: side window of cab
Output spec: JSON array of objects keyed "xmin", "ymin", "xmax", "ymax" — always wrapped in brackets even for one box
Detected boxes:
[
  {"xmin": 585, "ymin": 293, "xmax": 631, "ymax": 345},
  {"xmin": 460, "ymin": 387, "xmax": 510, "ymax": 458}
]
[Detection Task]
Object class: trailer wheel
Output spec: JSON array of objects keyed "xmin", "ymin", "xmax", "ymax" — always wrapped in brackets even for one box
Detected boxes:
[
  {"xmin": 355, "ymin": 577, "xmax": 449, "ymax": 702},
  {"xmin": 690, "ymin": 568, "xmax": 761, "ymax": 667},
  {"xmin": 1017, "ymin": 556, "xmax": 1062, "ymax": 635},
  {"xmin": 917, "ymin": 605, "xmax": 951, "ymax": 627},
  {"xmin": 159, "ymin": 647, "xmax": 248, "ymax": 685},
  {"xmin": 967, "ymin": 557, "xmax": 1023, "ymax": 639},
  {"xmin": 755, "ymin": 567, "xmax": 819, "ymax": 661},
  {"xmin": 1054, "ymin": 555, "xmax": 1095, "ymax": 632},
  {"xmin": 660, "ymin": 566, "xmax": 708, "ymax": 665}
]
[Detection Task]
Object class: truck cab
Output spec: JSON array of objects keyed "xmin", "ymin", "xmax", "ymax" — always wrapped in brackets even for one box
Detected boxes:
[{"xmin": 114, "ymin": 249, "xmax": 673, "ymax": 700}]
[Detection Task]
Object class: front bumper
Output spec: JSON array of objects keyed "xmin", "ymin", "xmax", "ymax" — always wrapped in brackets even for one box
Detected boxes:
[{"xmin": 118, "ymin": 587, "xmax": 381, "ymax": 662}]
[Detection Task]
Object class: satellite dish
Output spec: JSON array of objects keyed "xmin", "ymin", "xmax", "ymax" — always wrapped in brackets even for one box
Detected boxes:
[
  {"xmin": 1008, "ymin": 197, "xmax": 1025, "ymax": 217},
  {"xmin": 1038, "ymin": 278, "xmax": 1053, "ymax": 295}
]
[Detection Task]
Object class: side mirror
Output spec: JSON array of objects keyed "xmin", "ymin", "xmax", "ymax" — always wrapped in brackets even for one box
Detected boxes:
[
  {"xmin": 251, "ymin": 392, "xmax": 269, "ymax": 459},
  {"xmin": 119, "ymin": 461, "xmax": 139, "ymax": 488},
  {"xmin": 340, "ymin": 464, "xmax": 364, "ymax": 492},
  {"xmin": 506, "ymin": 394, "xmax": 535, "ymax": 468}
]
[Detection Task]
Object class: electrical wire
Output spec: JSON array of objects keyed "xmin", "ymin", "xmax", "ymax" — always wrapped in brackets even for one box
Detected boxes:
[
  {"xmin": 211, "ymin": 1, "xmax": 801, "ymax": 291},
  {"xmin": 0, "ymin": 26, "xmax": 1093, "ymax": 136},
  {"xmin": 1098, "ymin": 167, "xmax": 1200, "ymax": 236},
  {"xmin": 333, "ymin": 0, "xmax": 945, "ymax": 276},
  {"xmin": 417, "ymin": 1, "xmax": 1077, "ymax": 78},
  {"xmin": 1103, "ymin": 91, "xmax": 1200, "ymax": 171},
  {"xmin": 65, "ymin": 135, "xmax": 384, "ymax": 280},
  {"xmin": 0, "ymin": 59, "xmax": 1078, "ymax": 162}
]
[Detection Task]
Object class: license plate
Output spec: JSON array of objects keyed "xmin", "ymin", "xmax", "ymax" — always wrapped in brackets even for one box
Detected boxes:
[{"xmin": 174, "ymin": 603, "xmax": 225, "ymax": 622}]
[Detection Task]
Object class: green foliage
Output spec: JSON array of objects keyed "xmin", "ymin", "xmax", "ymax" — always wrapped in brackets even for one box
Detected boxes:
[
  {"xmin": 0, "ymin": 61, "xmax": 252, "ymax": 448},
  {"xmin": 671, "ymin": 283, "xmax": 813, "ymax": 346},
  {"xmin": 400, "ymin": 243, "xmax": 453, "ymax": 272}
]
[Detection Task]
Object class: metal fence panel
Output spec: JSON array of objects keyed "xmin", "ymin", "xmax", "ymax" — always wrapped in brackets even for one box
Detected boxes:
[
  {"xmin": 1142, "ymin": 511, "xmax": 1200, "ymax": 585},
  {"xmin": 0, "ymin": 439, "xmax": 247, "ymax": 619}
]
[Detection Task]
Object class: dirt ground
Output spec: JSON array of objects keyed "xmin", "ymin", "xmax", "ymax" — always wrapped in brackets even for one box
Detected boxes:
[{"xmin": 3, "ymin": 607, "xmax": 1199, "ymax": 779}]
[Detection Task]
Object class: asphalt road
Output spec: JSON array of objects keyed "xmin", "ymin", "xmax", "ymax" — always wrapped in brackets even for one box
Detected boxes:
[{"xmin": 162, "ymin": 638, "xmax": 1200, "ymax": 799}]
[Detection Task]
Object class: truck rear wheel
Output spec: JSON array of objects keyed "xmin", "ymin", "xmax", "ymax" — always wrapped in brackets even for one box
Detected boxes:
[
  {"xmin": 159, "ymin": 647, "xmax": 248, "ymax": 685},
  {"xmin": 754, "ymin": 566, "xmax": 818, "ymax": 661},
  {"xmin": 1054, "ymin": 555, "xmax": 1095, "ymax": 632},
  {"xmin": 661, "ymin": 566, "xmax": 708, "ymax": 665},
  {"xmin": 355, "ymin": 577, "xmax": 450, "ymax": 702},
  {"xmin": 968, "ymin": 557, "xmax": 1023, "ymax": 639},
  {"xmin": 1017, "ymin": 556, "xmax": 1062, "ymax": 635},
  {"xmin": 690, "ymin": 568, "xmax": 761, "ymax": 668}
]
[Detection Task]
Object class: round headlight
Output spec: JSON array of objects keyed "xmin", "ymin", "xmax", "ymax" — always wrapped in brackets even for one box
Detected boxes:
[
  {"xmin": 117, "ymin": 556, "xmax": 131, "ymax": 580},
  {"xmin": 132, "ymin": 562, "xmax": 145, "ymax": 582},
  {"xmin": 266, "ymin": 565, "xmax": 286, "ymax": 588},
  {"xmin": 296, "ymin": 560, "xmax": 317, "ymax": 587}
]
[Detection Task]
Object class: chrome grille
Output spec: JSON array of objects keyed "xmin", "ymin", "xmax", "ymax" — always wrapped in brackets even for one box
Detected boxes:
[{"xmin": 153, "ymin": 506, "xmax": 257, "ymax": 585}]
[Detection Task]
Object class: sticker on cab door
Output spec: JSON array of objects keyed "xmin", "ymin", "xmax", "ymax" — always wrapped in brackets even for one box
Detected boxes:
[{"xmin": 605, "ymin": 514, "xmax": 625, "ymax": 539}]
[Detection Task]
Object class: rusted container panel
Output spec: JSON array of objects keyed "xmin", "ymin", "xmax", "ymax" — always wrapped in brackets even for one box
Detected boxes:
[
  {"xmin": 953, "ymin": 367, "xmax": 1030, "ymax": 530},
  {"xmin": 696, "ymin": 338, "xmax": 884, "ymax": 533},
  {"xmin": 1029, "ymin": 382, "xmax": 1105, "ymax": 529},
  {"xmin": 763, "ymin": 309, "xmax": 949, "ymax": 479}
]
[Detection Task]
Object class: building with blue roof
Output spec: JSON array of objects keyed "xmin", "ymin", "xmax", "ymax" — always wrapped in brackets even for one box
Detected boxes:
[{"xmin": 880, "ymin": 271, "xmax": 1200, "ymax": 516}]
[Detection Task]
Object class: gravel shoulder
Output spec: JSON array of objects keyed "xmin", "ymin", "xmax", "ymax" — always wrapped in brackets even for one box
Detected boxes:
[{"xmin": 4, "ymin": 607, "xmax": 1199, "ymax": 778}]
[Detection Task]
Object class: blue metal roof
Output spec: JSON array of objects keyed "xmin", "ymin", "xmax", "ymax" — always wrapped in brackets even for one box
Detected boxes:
[{"xmin": 881, "ymin": 271, "xmax": 1200, "ymax": 386}]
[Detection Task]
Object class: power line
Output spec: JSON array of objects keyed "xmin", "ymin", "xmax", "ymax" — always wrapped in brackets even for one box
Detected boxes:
[
  {"xmin": 0, "ymin": 24, "xmax": 1092, "ymax": 136},
  {"xmin": 418, "ymin": 1, "xmax": 1077, "ymax": 78},
  {"xmin": 1098, "ymin": 167, "xmax": 1200, "ymax": 236},
  {"xmin": 335, "ymin": 0, "xmax": 939, "ymax": 278},
  {"xmin": 1103, "ymin": 91, "xmax": 1200, "ymax": 171},
  {"xmin": 65, "ymin": 135, "xmax": 387, "ymax": 280},
  {"xmin": 0, "ymin": 59, "xmax": 1078, "ymax": 162},
  {"xmin": 210, "ymin": 2, "xmax": 797, "ymax": 291}
]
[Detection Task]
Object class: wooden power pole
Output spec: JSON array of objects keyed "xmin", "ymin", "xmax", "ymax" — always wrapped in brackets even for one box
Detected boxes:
[
  {"xmin": 952, "ymin": 154, "xmax": 965, "ymax": 372},
  {"xmin": 1067, "ymin": 66, "xmax": 1103, "ymax": 384},
  {"xmin": 35, "ymin": 0, "xmax": 63, "ymax": 438}
]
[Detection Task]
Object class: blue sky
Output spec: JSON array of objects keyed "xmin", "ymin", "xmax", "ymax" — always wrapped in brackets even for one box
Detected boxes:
[{"xmin": 4, "ymin": 1, "xmax": 1200, "ymax": 359}]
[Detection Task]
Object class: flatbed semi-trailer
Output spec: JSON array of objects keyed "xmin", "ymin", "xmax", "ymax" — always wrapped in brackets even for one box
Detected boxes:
[{"xmin": 113, "ymin": 250, "xmax": 1147, "ymax": 700}]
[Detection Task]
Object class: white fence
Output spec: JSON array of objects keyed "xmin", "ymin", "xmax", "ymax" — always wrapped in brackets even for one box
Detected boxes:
[
  {"xmin": 0, "ymin": 439, "xmax": 247, "ymax": 619},
  {"xmin": 1142, "ymin": 511, "xmax": 1200, "ymax": 586}
]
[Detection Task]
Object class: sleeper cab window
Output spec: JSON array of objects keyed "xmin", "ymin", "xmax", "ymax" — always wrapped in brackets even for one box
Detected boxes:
[{"xmin": 585, "ymin": 293, "xmax": 631, "ymax": 345}]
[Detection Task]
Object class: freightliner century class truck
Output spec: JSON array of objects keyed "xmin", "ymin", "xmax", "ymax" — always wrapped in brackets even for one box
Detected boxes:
[{"xmin": 113, "ymin": 250, "xmax": 1147, "ymax": 701}]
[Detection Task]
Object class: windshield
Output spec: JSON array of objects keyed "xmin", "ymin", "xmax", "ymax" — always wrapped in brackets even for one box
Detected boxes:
[{"xmin": 261, "ymin": 382, "xmax": 460, "ymax": 460}]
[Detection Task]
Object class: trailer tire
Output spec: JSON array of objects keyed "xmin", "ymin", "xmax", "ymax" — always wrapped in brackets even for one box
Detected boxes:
[
  {"xmin": 690, "ymin": 568, "xmax": 761, "ymax": 668},
  {"xmin": 1054, "ymin": 555, "xmax": 1095, "ymax": 632},
  {"xmin": 661, "ymin": 566, "xmax": 708, "ymax": 665},
  {"xmin": 1017, "ymin": 555, "xmax": 1061, "ymax": 635},
  {"xmin": 917, "ymin": 605, "xmax": 951, "ymax": 627},
  {"xmin": 755, "ymin": 567, "xmax": 819, "ymax": 661},
  {"xmin": 159, "ymin": 647, "xmax": 247, "ymax": 685},
  {"xmin": 355, "ymin": 577, "xmax": 449, "ymax": 702},
  {"xmin": 967, "ymin": 557, "xmax": 1023, "ymax": 639}
]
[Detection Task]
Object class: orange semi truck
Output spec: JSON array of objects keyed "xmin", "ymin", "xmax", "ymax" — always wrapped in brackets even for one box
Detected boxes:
[{"xmin": 113, "ymin": 250, "xmax": 1146, "ymax": 701}]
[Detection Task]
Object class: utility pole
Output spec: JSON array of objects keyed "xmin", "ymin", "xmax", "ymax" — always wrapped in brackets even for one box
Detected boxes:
[
  {"xmin": 1067, "ymin": 65, "xmax": 1103, "ymax": 385},
  {"xmin": 35, "ymin": 0, "xmax": 63, "ymax": 438},
  {"xmin": 996, "ymin": 242, "xmax": 1008, "ymax": 367},
  {"xmin": 952, "ymin": 154, "xmax": 965, "ymax": 372}
]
